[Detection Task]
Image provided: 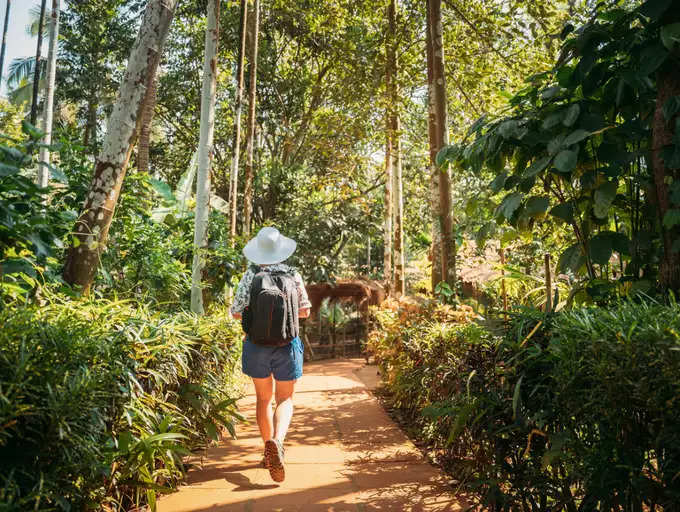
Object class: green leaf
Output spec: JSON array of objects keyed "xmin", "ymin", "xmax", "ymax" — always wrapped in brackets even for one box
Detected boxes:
[
  {"xmin": 501, "ymin": 229, "xmax": 520, "ymax": 244},
  {"xmin": 638, "ymin": 0, "xmax": 673, "ymax": 20},
  {"xmin": 593, "ymin": 181, "xmax": 617, "ymax": 218},
  {"xmin": 21, "ymin": 120, "xmax": 45, "ymax": 139},
  {"xmin": 38, "ymin": 161, "xmax": 68, "ymax": 184},
  {"xmin": 519, "ymin": 176, "xmax": 536, "ymax": 193},
  {"xmin": 637, "ymin": 44, "xmax": 669, "ymax": 78},
  {"xmin": 149, "ymin": 178, "xmax": 176, "ymax": 202},
  {"xmin": 524, "ymin": 156, "xmax": 551, "ymax": 178},
  {"xmin": 601, "ymin": 230, "xmax": 630, "ymax": 255},
  {"xmin": 663, "ymin": 96, "xmax": 680, "ymax": 122},
  {"xmin": 670, "ymin": 180, "xmax": 680, "ymax": 205},
  {"xmin": 554, "ymin": 150, "xmax": 577, "ymax": 173},
  {"xmin": 497, "ymin": 120, "xmax": 527, "ymax": 140},
  {"xmin": 436, "ymin": 144, "xmax": 458, "ymax": 167},
  {"xmin": 0, "ymin": 145, "xmax": 24, "ymax": 163},
  {"xmin": 26, "ymin": 233, "xmax": 51, "ymax": 258},
  {"xmin": 563, "ymin": 104, "xmax": 580, "ymax": 127},
  {"xmin": 661, "ymin": 23, "xmax": 680, "ymax": 51},
  {"xmin": 497, "ymin": 192, "xmax": 523, "ymax": 220},
  {"xmin": 0, "ymin": 258, "xmax": 36, "ymax": 276},
  {"xmin": 206, "ymin": 421, "xmax": 219, "ymax": 442},
  {"xmin": 525, "ymin": 196, "xmax": 550, "ymax": 217},
  {"xmin": 504, "ymin": 175, "xmax": 520, "ymax": 190},
  {"xmin": 558, "ymin": 243, "xmax": 585, "ymax": 273},
  {"xmin": 663, "ymin": 209, "xmax": 680, "ymax": 229},
  {"xmin": 489, "ymin": 171, "xmax": 507, "ymax": 193},
  {"xmin": 563, "ymin": 129, "xmax": 591, "ymax": 147},
  {"xmin": 550, "ymin": 202, "xmax": 574, "ymax": 223},
  {"xmin": 542, "ymin": 111, "xmax": 564, "ymax": 130},
  {"xmin": 512, "ymin": 375, "xmax": 523, "ymax": 420},
  {"xmin": 466, "ymin": 114, "xmax": 487, "ymax": 137},
  {"xmin": 118, "ymin": 431, "xmax": 133, "ymax": 454},
  {"xmin": 0, "ymin": 163, "xmax": 20, "ymax": 177},
  {"xmin": 588, "ymin": 233, "xmax": 614, "ymax": 265},
  {"xmin": 541, "ymin": 86, "xmax": 561, "ymax": 100},
  {"xmin": 548, "ymin": 133, "xmax": 566, "ymax": 155}
]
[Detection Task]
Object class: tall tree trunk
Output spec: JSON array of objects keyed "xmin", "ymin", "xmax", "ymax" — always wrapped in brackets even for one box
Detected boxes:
[
  {"xmin": 62, "ymin": 0, "xmax": 177, "ymax": 293},
  {"xmin": 427, "ymin": 0, "xmax": 454, "ymax": 289},
  {"xmin": 393, "ymin": 115, "xmax": 405, "ymax": 296},
  {"xmin": 30, "ymin": 0, "xmax": 47, "ymax": 126},
  {"xmin": 242, "ymin": 0, "xmax": 260, "ymax": 238},
  {"xmin": 191, "ymin": 0, "xmax": 220, "ymax": 314},
  {"xmin": 137, "ymin": 77, "xmax": 157, "ymax": 173},
  {"xmin": 390, "ymin": 0, "xmax": 405, "ymax": 296},
  {"xmin": 425, "ymin": 0, "xmax": 442, "ymax": 290},
  {"xmin": 37, "ymin": 0, "xmax": 59, "ymax": 193},
  {"xmin": 84, "ymin": 96, "xmax": 97, "ymax": 150},
  {"xmin": 229, "ymin": 0, "xmax": 248, "ymax": 243},
  {"xmin": 652, "ymin": 10, "xmax": 680, "ymax": 292},
  {"xmin": 0, "ymin": 0, "xmax": 11, "ymax": 84},
  {"xmin": 383, "ymin": 0, "xmax": 395, "ymax": 292}
]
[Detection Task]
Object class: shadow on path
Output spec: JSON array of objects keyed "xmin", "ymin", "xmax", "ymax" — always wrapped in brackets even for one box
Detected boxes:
[{"xmin": 159, "ymin": 358, "xmax": 470, "ymax": 512}]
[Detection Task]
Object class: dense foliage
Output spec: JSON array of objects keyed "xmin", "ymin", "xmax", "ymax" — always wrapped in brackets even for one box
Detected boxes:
[
  {"xmin": 2, "ymin": 0, "xmax": 680, "ymax": 509},
  {"xmin": 369, "ymin": 300, "xmax": 680, "ymax": 510},
  {"xmin": 440, "ymin": 0, "xmax": 680, "ymax": 298},
  {"xmin": 0, "ymin": 292, "xmax": 243, "ymax": 510}
]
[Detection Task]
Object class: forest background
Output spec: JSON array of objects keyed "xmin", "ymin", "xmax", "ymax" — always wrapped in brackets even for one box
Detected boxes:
[{"xmin": 1, "ymin": 0, "xmax": 680, "ymax": 510}]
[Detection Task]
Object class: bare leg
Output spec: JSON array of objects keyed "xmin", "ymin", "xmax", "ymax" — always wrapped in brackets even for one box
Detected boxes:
[
  {"xmin": 252, "ymin": 376, "xmax": 274, "ymax": 442},
  {"xmin": 273, "ymin": 379, "xmax": 296, "ymax": 443}
]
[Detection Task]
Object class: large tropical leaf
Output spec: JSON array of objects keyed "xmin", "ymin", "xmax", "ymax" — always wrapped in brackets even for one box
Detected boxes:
[{"xmin": 7, "ymin": 57, "xmax": 39, "ymax": 89}]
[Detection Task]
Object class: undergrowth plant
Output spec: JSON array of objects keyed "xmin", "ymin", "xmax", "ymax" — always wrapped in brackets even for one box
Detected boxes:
[
  {"xmin": 369, "ymin": 299, "xmax": 680, "ymax": 510},
  {"xmin": 0, "ymin": 289, "xmax": 244, "ymax": 511}
]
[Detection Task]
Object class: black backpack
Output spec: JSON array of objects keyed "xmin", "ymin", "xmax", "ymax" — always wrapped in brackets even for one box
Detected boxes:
[{"xmin": 242, "ymin": 265, "xmax": 300, "ymax": 346}]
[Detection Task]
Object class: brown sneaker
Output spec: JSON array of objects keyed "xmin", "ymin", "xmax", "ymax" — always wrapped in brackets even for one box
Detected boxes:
[{"xmin": 264, "ymin": 439, "xmax": 285, "ymax": 482}]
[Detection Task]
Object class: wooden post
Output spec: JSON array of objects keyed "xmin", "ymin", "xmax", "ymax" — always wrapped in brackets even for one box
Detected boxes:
[
  {"xmin": 545, "ymin": 253, "xmax": 552, "ymax": 313},
  {"xmin": 500, "ymin": 247, "xmax": 507, "ymax": 323}
]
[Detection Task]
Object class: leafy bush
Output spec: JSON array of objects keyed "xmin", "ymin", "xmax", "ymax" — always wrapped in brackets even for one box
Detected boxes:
[
  {"xmin": 0, "ymin": 291, "xmax": 243, "ymax": 511},
  {"xmin": 440, "ymin": 0, "xmax": 680, "ymax": 295},
  {"xmin": 0, "ymin": 123, "xmax": 72, "ymax": 304},
  {"xmin": 369, "ymin": 300, "xmax": 680, "ymax": 510}
]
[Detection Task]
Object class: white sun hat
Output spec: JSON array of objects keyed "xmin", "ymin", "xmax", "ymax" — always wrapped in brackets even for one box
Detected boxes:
[{"xmin": 242, "ymin": 227, "xmax": 297, "ymax": 265}]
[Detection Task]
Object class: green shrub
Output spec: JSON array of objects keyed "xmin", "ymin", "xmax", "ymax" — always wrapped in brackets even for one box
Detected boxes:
[
  {"xmin": 370, "ymin": 300, "xmax": 680, "ymax": 510},
  {"xmin": 0, "ymin": 292, "xmax": 243, "ymax": 511}
]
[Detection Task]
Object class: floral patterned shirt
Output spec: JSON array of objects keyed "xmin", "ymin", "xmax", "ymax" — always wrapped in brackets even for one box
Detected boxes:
[{"xmin": 230, "ymin": 263, "xmax": 311, "ymax": 314}]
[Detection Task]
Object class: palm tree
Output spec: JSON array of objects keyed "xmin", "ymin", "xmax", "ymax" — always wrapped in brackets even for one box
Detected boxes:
[
  {"xmin": 6, "ymin": 57, "xmax": 41, "ymax": 105},
  {"xmin": 6, "ymin": 3, "xmax": 55, "ymax": 107}
]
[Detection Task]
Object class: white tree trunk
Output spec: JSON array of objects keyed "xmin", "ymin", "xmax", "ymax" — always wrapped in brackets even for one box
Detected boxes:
[
  {"xmin": 191, "ymin": 0, "xmax": 221, "ymax": 315},
  {"xmin": 63, "ymin": 0, "xmax": 177, "ymax": 292},
  {"xmin": 38, "ymin": 0, "xmax": 60, "ymax": 193}
]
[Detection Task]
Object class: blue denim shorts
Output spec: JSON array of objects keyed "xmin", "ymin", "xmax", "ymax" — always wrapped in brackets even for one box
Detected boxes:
[{"xmin": 242, "ymin": 336, "xmax": 304, "ymax": 381}]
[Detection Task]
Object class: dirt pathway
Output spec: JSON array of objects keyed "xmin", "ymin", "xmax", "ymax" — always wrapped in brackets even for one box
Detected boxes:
[{"xmin": 159, "ymin": 359, "xmax": 469, "ymax": 511}]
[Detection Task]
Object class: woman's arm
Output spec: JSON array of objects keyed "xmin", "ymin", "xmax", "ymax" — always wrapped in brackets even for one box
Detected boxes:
[{"xmin": 299, "ymin": 308, "xmax": 310, "ymax": 319}]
